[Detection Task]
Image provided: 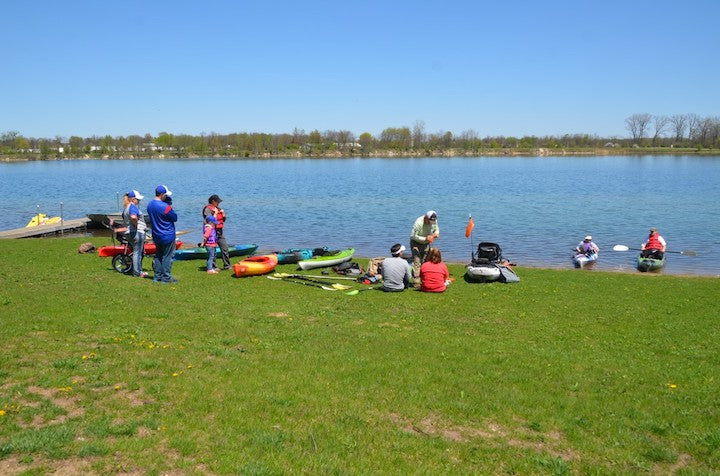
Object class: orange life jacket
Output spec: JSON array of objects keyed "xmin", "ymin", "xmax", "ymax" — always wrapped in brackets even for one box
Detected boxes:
[
  {"xmin": 203, "ymin": 205, "xmax": 225, "ymax": 229},
  {"xmin": 645, "ymin": 233, "xmax": 663, "ymax": 250}
]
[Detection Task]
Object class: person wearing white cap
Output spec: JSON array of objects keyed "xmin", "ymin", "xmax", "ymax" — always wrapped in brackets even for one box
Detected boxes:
[
  {"xmin": 123, "ymin": 190, "xmax": 148, "ymax": 277},
  {"xmin": 147, "ymin": 184, "xmax": 178, "ymax": 283},
  {"xmin": 409, "ymin": 210, "xmax": 439, "ymax": 286},
  {"xmin": 380, "ymin": 243, "xmax": 413, "ymax": 292},
  {"xmin": 574, "ymin": 235, "xmax": 599, "ymax": 257}
]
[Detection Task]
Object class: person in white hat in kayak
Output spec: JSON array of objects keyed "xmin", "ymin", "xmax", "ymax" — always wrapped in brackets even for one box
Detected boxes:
[{"xmin": 574, "ymin": 235, "xmax": 599, "ymax": 257}]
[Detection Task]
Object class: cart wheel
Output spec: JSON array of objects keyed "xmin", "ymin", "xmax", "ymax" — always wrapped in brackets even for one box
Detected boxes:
[{"xmin": 112, "ymin": 253, "xmax": 133, "ymax": 274}]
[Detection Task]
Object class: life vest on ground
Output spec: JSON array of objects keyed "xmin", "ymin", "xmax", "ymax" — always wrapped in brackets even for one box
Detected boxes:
[
  {"xmin": 645, "ymin": 233, "xmax": 663, "ymax": 250},
  {"xmin": 203, "ymin": 205, "xmax": 225, "ymax": 229}
]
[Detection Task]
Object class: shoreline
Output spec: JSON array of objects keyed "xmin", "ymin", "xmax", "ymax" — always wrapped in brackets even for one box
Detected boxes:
[{"xmin": 2, "ymin": 147, "xmax": 719, "ymax": 162}]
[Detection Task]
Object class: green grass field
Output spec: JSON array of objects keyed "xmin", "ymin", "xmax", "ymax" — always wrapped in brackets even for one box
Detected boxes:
[{"xmin": 0, "ymin": 238, "xmax": 718, "ymax": 474}]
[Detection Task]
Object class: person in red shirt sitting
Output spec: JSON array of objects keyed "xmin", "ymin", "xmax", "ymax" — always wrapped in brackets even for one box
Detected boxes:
[{"xmin": 420, "ymin": 247, "xmax": 450, "ymax": 292}]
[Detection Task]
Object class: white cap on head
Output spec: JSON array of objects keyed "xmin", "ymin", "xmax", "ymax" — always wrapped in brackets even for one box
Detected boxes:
[
  {"xmin": 425, "ymin": 210, "xmax": 437, "ymax": 221},
  {"xmin": 155, "ymin": 184, "xmax": 172, "ymax": 196},
  {"xmin": 584, "ymin": 235, "xmax": 592, "ymax": 241},
  {"xmin": 128, "ymin": 190, "xmax": 144, "ymax": 200}
]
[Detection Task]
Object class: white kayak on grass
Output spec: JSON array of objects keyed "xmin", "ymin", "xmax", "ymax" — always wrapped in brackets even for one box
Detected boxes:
[{"xmin": 465, "ymin": 263, "xmax": 501, "ymax": 282}]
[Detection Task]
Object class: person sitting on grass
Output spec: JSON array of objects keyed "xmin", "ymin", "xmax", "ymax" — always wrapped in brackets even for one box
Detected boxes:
[
  {"xmin": 380, "ymin": 243, "xmax": 413, "ymax": 292},
  {"xmin": 420, "ymin": 247, "xmax": 450, "ymax": 293},
  {"xmin": 202, "ymin": 215, "xmax": 219, "ymax": 274}
]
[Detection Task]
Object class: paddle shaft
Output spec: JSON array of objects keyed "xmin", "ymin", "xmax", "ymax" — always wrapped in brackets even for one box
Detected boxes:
[
  {"xmin": 268, "ymin": 276, "xmax": 336, "ymax": 291},
  {"xmin": 275, "ymin": 273, "xmax": 358, "ymax": 281},
  {"xmin": 619, "ymin": 246, "xmax": 694, "ymax": 256},
  {"xmin": 285, "ymin": 275, "xmax": 351, "ymax": 289}
]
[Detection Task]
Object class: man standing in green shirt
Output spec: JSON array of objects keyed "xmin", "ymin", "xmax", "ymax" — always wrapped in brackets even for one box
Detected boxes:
[{"xmin": 410, "ymin": 210, "xmax": 439, "ymax": 286}]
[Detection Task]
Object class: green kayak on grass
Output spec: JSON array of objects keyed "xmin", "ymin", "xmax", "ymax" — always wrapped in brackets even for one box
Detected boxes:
[{"xmin": 298, "ymin": 248, "xmax": 354, "ymax": 270}]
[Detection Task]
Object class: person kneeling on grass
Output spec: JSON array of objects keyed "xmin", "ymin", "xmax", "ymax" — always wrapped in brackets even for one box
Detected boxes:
[
  {"xmin": 380, "ymin": 243, "xmax": 413, "ymax": 292},
  {"xmin": 202, "ymin": 215, "xmax": 219, "ymax": 274},
  {"xmin": 420, "ymin": 247, "xmax": 450, "ymax": 293}
]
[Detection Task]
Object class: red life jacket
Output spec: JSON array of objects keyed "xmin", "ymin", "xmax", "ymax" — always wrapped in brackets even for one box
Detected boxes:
[
  {"xmin": 645, "ymin": 233, "xmax": 663, "ymax": 250},
  {"xmin": 203, "ymin": 205, "xmax": 225, "ymax": 229}
]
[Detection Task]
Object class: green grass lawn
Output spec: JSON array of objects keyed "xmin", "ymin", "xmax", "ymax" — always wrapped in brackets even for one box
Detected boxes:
[{"xmin": 0, "ymin": 238, "xmax": 718, "ymax": 474}]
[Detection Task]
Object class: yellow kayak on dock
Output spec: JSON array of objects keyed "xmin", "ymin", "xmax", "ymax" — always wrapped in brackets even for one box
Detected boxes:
[{"xmin": 26, "ymin": 214, "xmax": 62, "ymax": 227}]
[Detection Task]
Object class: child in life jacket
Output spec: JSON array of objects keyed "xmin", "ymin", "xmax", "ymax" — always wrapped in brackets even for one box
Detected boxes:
[{"xmin": 202, "ymin": 215, "xmax": 219, "ymax": 274}]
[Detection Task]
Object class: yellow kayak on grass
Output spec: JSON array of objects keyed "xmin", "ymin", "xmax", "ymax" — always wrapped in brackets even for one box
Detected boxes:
[{"xmin": 26, "ymin": 214, "xmax": 62, "ymax": 227}]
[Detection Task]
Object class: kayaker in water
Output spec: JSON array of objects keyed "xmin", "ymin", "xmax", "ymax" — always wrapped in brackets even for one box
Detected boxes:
[
  {"xmin": 641, "ymin": 227, "xmax": 666, "ymax": 260},
  {"xmin": 420, "ymin": 247, "xmax": 450, "ymax": 293},
  {"xmin": 575, "ymin": 235, "xmax": 599, "ymax": 256},
  {"xmin": 410, "ymin": 210, "xmax": 439, "ymax": 288},
  {"xmin": 379, "ymin": 243, "xmax": 413, "ymax": 292}
]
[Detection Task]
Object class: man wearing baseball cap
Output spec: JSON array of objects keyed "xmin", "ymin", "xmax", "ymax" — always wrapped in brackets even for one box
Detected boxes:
[
  {"xmin": 124, "ymin": 190, "xmax": 148, "ymax": 277},
  {"xmin": 202, "ymin": 194, "xmax": 230, "ymax": 270},
  {"xmin": 147, "ymin": 185, "xmax": 178, "ymax": 283},
  {"xmin": 409, "ymin": 210, "xmax": 439, "ymax": 287}
]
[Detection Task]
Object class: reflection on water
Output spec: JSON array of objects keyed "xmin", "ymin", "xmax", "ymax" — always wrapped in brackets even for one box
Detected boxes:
[{"xmin": 1, "ymin": 156, "xmax": 719, "ymax": 276}]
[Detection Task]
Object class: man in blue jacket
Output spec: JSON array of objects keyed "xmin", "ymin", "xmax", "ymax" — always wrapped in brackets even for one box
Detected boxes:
[{"xmin": 147, "ymin": 184, "xmax": 178, "ymax": 283}]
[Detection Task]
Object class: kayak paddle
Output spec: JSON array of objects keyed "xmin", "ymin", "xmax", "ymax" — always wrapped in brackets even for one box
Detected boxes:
[
  {"xmin": 266, "ymin": 275, "xmax": 338, "ymax": 291},
  {"xmin": 272, "ymin": 272, "xmax": 358, "ymax": 281},
  {"xmin": 612, "ymin": 245, "xmax": 697, "ymax": 256}
]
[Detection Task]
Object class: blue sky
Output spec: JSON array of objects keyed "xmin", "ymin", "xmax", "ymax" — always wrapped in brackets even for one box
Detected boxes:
[{"xmin": 2, "ymin": 0, "xmax": 719, "ymax": 139}]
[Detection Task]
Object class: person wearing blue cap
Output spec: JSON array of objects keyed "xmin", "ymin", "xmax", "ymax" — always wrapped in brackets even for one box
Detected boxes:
[
  {"xmin": 147, "ymin": 185, "xmax": 178, "ymax": 283},
  {"xmin": 202, "ymin": 215, "xmax": 219, "ymax": 274},
  {"xmin": 123, "ymin": 190, "xmax": 148, "ymax": 278}
]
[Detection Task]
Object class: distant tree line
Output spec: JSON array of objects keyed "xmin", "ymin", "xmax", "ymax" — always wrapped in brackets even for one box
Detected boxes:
[
  {"xmin": 2, "ymin": 115, "xmax": 719, "ymax": 159},
  {"xmin": 624, "ymin": 113, "xmax": 720, "ymax": 147}
]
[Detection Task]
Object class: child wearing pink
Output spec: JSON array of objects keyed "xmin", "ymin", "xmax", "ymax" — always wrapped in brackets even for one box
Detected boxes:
[
  {"xmin": 420, "ymin": 247, "xmax": 450, "ymax": 292},
  {"xmin": 202, "ymin": 215, "xmax": 219, "ymax": 274}
]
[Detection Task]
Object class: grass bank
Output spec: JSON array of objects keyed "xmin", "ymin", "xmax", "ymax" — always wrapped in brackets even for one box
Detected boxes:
[{"xmin": 0, "ymin": 238, "xmax": 718, "ymax": 474}]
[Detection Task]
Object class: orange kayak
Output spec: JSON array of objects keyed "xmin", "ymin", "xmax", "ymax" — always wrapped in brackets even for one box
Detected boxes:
[
  {"xmin": 233, "ymin": 254, "xmax": 279, "ymax": 277},
  {"xmin": 98, "ymin": 240, "xmax": 184, "ymax": 257}
]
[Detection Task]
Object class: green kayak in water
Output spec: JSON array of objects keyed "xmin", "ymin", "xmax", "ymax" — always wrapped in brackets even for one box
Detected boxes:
[{"xmin": 637, "ymin": 252, "xmax": 666, "ymax": 272}]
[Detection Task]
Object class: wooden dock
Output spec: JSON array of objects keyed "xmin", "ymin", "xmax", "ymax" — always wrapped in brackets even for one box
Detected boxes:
[{"xmin": 0, "ymin": 217, "xmax": 90, "ymax": 239}]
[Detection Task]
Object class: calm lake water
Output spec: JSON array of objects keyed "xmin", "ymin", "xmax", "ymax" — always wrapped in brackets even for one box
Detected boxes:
[{"xmin": 1, "ymin": 156, "xmax": 719, "ymax": 276}]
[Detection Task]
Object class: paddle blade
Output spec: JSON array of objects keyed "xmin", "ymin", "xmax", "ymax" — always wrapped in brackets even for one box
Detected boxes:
[
  {"xmin": 344, "ymin": 289, "xmax": 360, "ymax": 295},
  {"xmin": 613, "ymin": 245, "xmax": 630, "ymax": 252},
  {"xmin": 331, "ymin": 283, "xmax": 352, "ymax": 290},
  {"xmin": 465, "ymin": 216, "xmax": 474, "ymax": 238},
  {"xmin": 681, "ymin": 250, "xmax": 698, "ymax": 256}
]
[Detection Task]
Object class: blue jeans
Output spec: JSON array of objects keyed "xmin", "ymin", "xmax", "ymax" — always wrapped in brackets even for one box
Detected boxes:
[
  {"xmin": 153, "ymin": 240, "xmax": 176, "ymax": 282},
  {"xmin": 130, "ymin": 230, "xmax": 145, "ymax": 276},
  {"xmin": 206, "ymin": 246, "xmax": 217, "ymax": 270}
]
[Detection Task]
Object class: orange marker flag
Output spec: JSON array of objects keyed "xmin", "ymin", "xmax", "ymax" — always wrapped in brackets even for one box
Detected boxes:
[{"xmin": 465, "ymin": 215, "xmax": 474, "ymax": 238}]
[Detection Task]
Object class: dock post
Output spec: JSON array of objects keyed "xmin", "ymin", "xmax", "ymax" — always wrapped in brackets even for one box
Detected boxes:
[
  {"xmin": 36, "ymin": 205, "xmax": 40, "ymax": 226},
  {"xmin": 60, "ymin": 202, "xmax": 64, "ymax": 236}
]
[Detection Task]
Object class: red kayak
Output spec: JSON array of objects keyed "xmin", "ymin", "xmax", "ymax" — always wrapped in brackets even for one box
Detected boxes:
[{"xmin": 98, "ymin": 240, "xmax": 184, "ymax": 257}]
